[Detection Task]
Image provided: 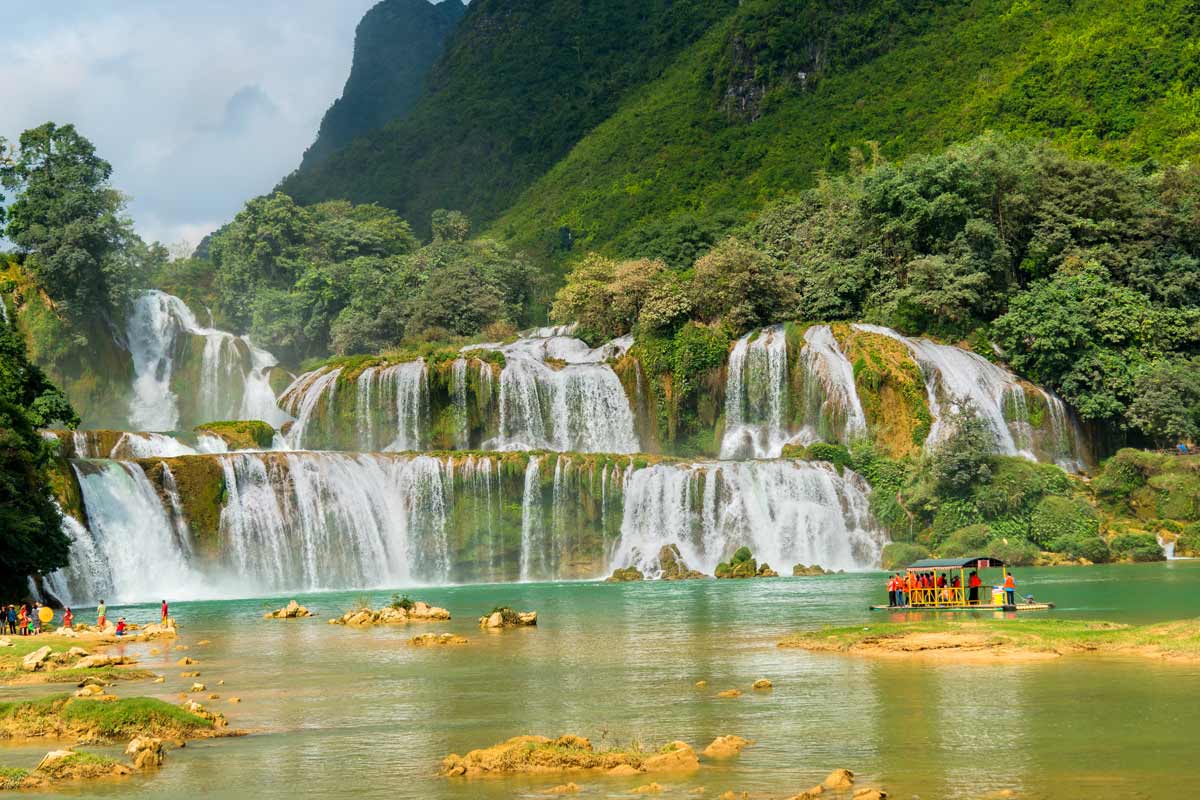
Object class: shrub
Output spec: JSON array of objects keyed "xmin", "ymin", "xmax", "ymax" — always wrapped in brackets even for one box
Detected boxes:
[
  {"xmin": 1178, "ymin": 524, "xmax": 1200, "ymax": 557},
  {"xmin": 1049, "ymin": 533, "xmax": 1111, "ymax": 563},
  {"xmin": 881, "ymin": 542, "xmax": 929, "ymax": 570},
  {"xmin": 973, "ymin": 458, "xmax": 1071, "ymax": 519},
  {"xmin": 1029, "ymin": 496, "xmax": 1099, "ymax": 547},
  {"xmin": 985, "ymin": 537, "xmax": 1039, "ymax": 566},
  {"xmin": 806, "ymin": 442, "xmax": 853, "ymax": 472},
  {"xmin": 1109, "ymin": 533, "xmax": 1165, "ymax": 562},
  {"xmin": 938, "ymin": 524, "xmax": 992, "ymax": 558},
  {"xmin": 1092, "ymin": 449, "xmax": 1168, "ymax": 507},
  {"xmin": 390, "ymin": 594, "xmax": 414, "ymax": 611},
  {"xmin": 731, "ymin": 546, "xmax": 753, "ymax": 564}
]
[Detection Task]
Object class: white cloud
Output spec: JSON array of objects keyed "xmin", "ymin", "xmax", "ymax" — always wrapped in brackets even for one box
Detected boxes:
[{"xmin": 0, "ymin": 0, "xmax": 379, "ymax": 246}]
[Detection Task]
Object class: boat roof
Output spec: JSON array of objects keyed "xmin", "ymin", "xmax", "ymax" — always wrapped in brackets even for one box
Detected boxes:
[{"xmin": 905, "ymin": 556, "xmax": 1005, "ymax": 570}]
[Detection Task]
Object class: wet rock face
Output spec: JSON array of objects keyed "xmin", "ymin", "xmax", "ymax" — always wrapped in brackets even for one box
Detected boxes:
[
  {"xmin": 479, "ymin": 608, "xmax": 537, "ymax": 629},
  {"xmin": 264, "ymin": 600, "xmax": 313, "ymax": 619},
  {"xmin": 657, "ymin": 544, "xmax": 706, "ymax": 580},
  {"xmin": 328, "ymin": 601, "xmax": 451, "ymax": 626}
]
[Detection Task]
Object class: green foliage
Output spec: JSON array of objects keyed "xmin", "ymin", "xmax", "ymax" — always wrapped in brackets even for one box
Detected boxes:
[
  {"xmin": 551, "ymin": 254, "xmax": 666, "ymax": 344},
  {"xmin": 204, "ymin": 195, "xmax": 535, "ymax": 362},
  {"xmin": 1109, "ymin": 532, "xmax": 1166, "ymax": 562},
  {"xmin": 390, "ymin": 593, "xmax": 414, "ymax": 611},
  {"xmin": 984, "ymin": 537, "xmax": 1039, "ymax": 567},
  {"xmin": 0, "ymin": 315, "xmax": 77, "ymax": 595},
  {"xmin": 281, "ymin": 0, "xmax": 738, "ymax": 242},
  {"xmin": 300, "ymin": 0, "xmax": 466, "ymax": 167},
  {"xmin": 1126, "ymin": 357, "xmax": 1200, "ymax": 445},
  {"xmin": 0, "ymin": 123, "xmax": 149, "ymax": 327},
  {"xmin": 926, "ymin": 403, "xmax": 995, "ymax": 496},
  {"xmin": 938, "ymin": 524, "xmax": 992, "ymax": 558},
  {"xmin": 1050, "ymin": 533, "xmax": 1111, "ymax": 563},
  {"xmin": 805, "ymin": 442, "xmax": 853, "ymax": 472},
  {"xmin": 880, "ymin": 542, "xmax": 929, "ymax": 570},
  {"xmin": 1029, "ymin": 496, "xmax": 1099, "ymax": 548},
  {"xmin": 691, "ymin": 237, "xmax": 799, "ymax": 335},
  {"xmin": 194, "ymin": 420, "xmax": 275, "ymax": 450},
  {"xmin": 731, "ymin": 546, "xmax": 753, "ymax": 564}
]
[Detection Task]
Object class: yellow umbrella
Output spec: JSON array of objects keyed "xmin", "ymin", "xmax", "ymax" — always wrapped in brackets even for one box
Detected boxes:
[{"xmin": 38, "ymin": 606, "xmax": 54, "ymax": 624}]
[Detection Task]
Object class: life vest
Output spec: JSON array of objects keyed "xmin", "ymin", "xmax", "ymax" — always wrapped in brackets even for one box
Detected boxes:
[{"xmin": 1004, "ymin": 575, "xmax": 1016, "ymax": 589}]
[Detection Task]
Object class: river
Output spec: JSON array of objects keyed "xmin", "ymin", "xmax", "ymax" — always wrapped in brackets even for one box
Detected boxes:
[{"xmin": 4, "ymin": 561, "xmax": 1199, "ymax": 799}]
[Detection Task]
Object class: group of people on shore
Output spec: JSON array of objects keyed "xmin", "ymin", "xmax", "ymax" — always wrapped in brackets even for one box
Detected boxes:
[
  {"xmin": 1, "ymin": 599, "xmax": 169, "ymax": 637},
  {"xmin": 887, "ymin": 570, "xmax": 1017, "ymax": 607}
]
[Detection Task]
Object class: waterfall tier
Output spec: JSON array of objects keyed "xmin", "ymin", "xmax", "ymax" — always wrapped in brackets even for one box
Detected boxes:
[
  {"xmin": 126, "ymin": 291, "xmax": 290, "ymax": 432},
  {"xmin": 44, "ymin": 450, "xmax": 882, "ymax": 603}
]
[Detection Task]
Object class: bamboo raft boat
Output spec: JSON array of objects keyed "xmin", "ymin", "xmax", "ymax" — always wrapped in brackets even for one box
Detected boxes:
[{"xmin": 870, "ymin": 556, "xmax": 1055, "ymax": 613}]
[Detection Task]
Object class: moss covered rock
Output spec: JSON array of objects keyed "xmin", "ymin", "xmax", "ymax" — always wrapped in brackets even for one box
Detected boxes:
[{"xmin": 194, "ymin": 420, "xmax": 276, "ymax": 450}]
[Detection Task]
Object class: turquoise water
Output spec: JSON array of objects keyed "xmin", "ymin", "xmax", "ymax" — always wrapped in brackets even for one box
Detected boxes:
[{"xmin": 4, "ymin": 562, "xmax": 1199, "ymax": 799}]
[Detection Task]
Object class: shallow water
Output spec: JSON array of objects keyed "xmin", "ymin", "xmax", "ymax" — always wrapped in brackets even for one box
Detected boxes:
[{"xmin": 4, "ymin": 562, "xmax": 1199, "ymax": 799}]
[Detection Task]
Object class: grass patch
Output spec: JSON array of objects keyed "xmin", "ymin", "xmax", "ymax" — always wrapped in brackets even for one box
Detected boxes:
[
  {"xmin": 0, "ymin": 695, "xmax": 214, "ymax": 741},
  {"xmin": 780, "ymin": 618, "xmax": 1200, "ymax": 660}
]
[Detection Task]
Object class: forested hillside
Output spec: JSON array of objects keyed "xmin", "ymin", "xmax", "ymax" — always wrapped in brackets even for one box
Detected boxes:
[
  {"xmin": 279, "ymin": 0, "xmax": 740, "ymax": 238},
  {"xmin": 298, "ymin": 0, "xmax": 466, "ymax": 169},
  {"xmin": 281, "ymin": 0, "xmax": 1200, "ymax": 259}
]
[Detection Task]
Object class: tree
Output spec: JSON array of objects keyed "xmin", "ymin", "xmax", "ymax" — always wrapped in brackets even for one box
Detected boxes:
[
  {"xmin": 1127, "ymin": 358, "xmax": 1200, "ymax": 445},
  {"xmin": 0, "ymin": 317, "xmax": 78, "ymax": 596},
  {"xmin": 926, "ymin": 401, "xmax": 995, "ymax": 496},
  {"xmin": 0, "ymin": 123, "xmax": 140, "ymax": 325},
  {"xmin": 691, "ymin": 237, "xmax": 798, "ymax": 334}
]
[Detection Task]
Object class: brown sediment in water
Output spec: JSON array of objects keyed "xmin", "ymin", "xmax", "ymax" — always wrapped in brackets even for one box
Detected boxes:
[{"xmin": 779, "ymin": 619, "xmax": 1200, "ymax": 664}]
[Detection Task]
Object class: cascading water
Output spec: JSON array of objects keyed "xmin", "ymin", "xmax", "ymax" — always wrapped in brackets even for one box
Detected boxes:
[
  {"xmin": 798, "ymin": 325, "xmax": 868, "ymax": 444},
  {"xmin": 487, "ymin": 330, "xmax": 639, "ymax": 453},
  {"xmin": 609, "ymin": 459, "xmax": 884, "ymax": 576},
  {"xmin": 126, "ymin": 291, "xmax": 289, "ymax": 431},
  {"xmin": 852, "ymin": 323, "xmax": 1086, "ymax": 467},
  {"xmin": 43, "ymin": 461, "xmax": 205, "ymax": 604},
  {"xmin": 721, "ymin": 325, "xmax": 790, "ymax": 459},
  {"xmin": 451, "ymin": 358, "xmax": 470, "ymax": 450}
]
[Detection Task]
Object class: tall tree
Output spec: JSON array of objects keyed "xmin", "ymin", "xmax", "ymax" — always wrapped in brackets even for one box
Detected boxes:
[
  {"xmin": 0, "ymin": 123, "xmax": 140, "ymax": 326},
  {"xmin": 0, "ymin": 313, "xmax": 78, "ymax": 597}
]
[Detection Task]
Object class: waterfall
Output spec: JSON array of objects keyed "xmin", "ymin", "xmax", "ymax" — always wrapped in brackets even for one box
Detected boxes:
[
  {"xmin": 382, "ymin": 361, "xmax": 428, "ymax": 452},
  {"xmin": 110, "ymin": 432, "xmax": 198, "ymax": 459},
  {"xmin": 721, "ymin": 325, "xmax": 790, "ymax": 459},
  {"xmin": 126, "ymin": 291, "xmax": 289, "ymax": 431},
  {"xmin": 280, "ymin": 367, "xmax": 343, "ymax": 449},
  {"xmin": 451, "ymin": 358, "xmax": 470, "ymax": 450},
  {"xmin": 45, "ymin": 461, "xmax": 204, "ymax": 604},
  {"xmin": 852, "ymin": 323, "xmax": 1087, "ymax": 467},
  {"xmin": 489, "ymin": 331, "xmax": 639, "ymax": 453},
  {"xmin": 518, "ymin": 456, "xmax": 543, "ymax": 581},
  {"xmin": 798, "ymin": 325, "xmax": 869, "ymax": 445},
  {"xmin": 610, "ymin": 460, "xmax": 885, "ymax": 575}
]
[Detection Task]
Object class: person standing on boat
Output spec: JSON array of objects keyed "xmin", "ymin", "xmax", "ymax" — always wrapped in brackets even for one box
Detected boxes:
[
  {"xmin": 1004, "ymin": 572, "xmax": 1017, "ymax": 606},
  {"xmin": 968, "ymin": 570, "xmax": 981, "ymax": 605},
  {"xmin": 895, "ymin": 575, "xmax": 907, "ymax": 607},
  {"xmin": 887, "ymin": 575, "xmax": 897, "ymax": 608}
]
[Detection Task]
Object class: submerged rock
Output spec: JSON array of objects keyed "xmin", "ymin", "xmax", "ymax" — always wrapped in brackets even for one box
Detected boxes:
[
  {"xmin": 440, "ymin": 735, "xmax": 696, "ymax": 777},
  {"xmin": 631, "ymin": 783, "xmax": 664, "ymax": 794},
  {"xmin": 479, "ymin": 607, "xmax": 537, "ymax": 629},
  {"xmin": 540, "ymin": 783, "xmax": 581, "ymax": 794},
  {"xmin": 658, "ymin": 544, "xmax": 706, "ymax": 580},
  {"xmin": 264, "ymin": 600, "xmax": 312, "ymax": 619},
  {"xmin": 701, "ymin": 735, "xmax": 753, "ymax": 759},
  {"xmin": 328, "ymin": 602, "xmax": 450, "ymax": 626},
  {"xmin": 410, "ymin": 633, "xmax": 469, "ymax": 647},
  {"xmin": 823, "ymin": 769, "xmax": 854, "ymax": 789},
  {"xmin": 125, "ymin": 736, "xmax": 165, "ymax": 769},
  {"xmin": 606, "ymin": 566, "xmax": 645, "ymax": 582},
  {"xmin": 752, "ymin": 678, "xmax": 773, "ymax": 690}
]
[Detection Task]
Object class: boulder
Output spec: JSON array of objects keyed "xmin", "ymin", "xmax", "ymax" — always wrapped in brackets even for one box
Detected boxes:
[
  {"xmin": 125, "ymin": 736, "xmax": 165, "ymax": 769},
  {"xmin": 181, "ymin": 671, "xmax": 200, "ymax": 678},
  {"xmin": 694, "ymin": 680, "xmax": 708, "ymax": 688},
  {"xmin": 410, "ymin": 633, "xmax": 469, "ymax": 647},
  {"xmin": 36, "ymin": 750, "xmax": 77, "ymax": 772},
  {"xmin": 702, "ymin": 735, "xmax": 753, "ymax": 759},
  {"xmin": 606, "ymin": 566, "xmax": 645, "ymax": 582},
  {"xmin": 264, "ymin": 600, "xmax": 312, "ymax": 619},
  {"xmin": 607, "ymin": 764, "xmax": 642, "ymax": 776},
  {"xmin": 22, "ymin": 646, "xmax": 54, "ymax": 671},
  {"xmin": 176, "ymin": 656, "xmax": 197, "ymax": 666},
  {"xmin": 730, "ymin": 559, "xmax": 757, "ymax": 579},
  {"xmin": 851, "ymin": 790, "xmax": 887, "ymax": 800},
  {"xmin": 76, "ymin": 654, "xmax": 137, "ymax": 669},
  {"xmin": 0, "ymin": 637, "xmax": 10, "ymax": 647},
  {"xmin": 641, "ymin": 741, "xmax": 699, "ymax": 773},
  {"xmin": 793, "ymin": 564, "xmax": 829, "ymax": 577},
  {"xmin": 189, "ymin": 683, "xmax": 206, "ymax": 693},
  {"xmin": 479, "ymin": 607, "xmax": 538, "ymax": 629},
  {"xmin": 752, "ymin": 678, "xmax": 773, "ymax": 690},
  {"xmin": 77, "ymin": 676, "xmax": 106, "ymax": 688},
  {"xmin": 74, "ymin": 684, "xmax": 104, "ymax": 698},
  {"xmin": 67, "ymin": 647, "xmax": 89, "ymax": 658},
  {"xmin": 823, "ymin": 769, "xmax": 854, "ymax": 789},
  {"xmin": 658, "ymin": 544, "xmax": 706, "ymax": 580},
  {"xmin": 756, "ymin": 563, "xmax": 779, "ymax": 577}
]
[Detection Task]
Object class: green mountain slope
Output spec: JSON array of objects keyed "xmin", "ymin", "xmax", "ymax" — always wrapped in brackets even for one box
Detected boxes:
[
  {"xmin": 278, "ymin": 0, "xmax": 739, "ymax": 237},
  {"xmin": 491, "ymin": 0, "xmax": 1200, "ymax": 258},
  {"xmin": 299, "ymin": 0, "xmax": 466, "ymax": 168}
]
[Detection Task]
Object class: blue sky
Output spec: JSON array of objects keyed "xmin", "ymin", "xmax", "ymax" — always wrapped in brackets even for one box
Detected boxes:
[{"xmin": 2, "ymin": 0, "xmax": 382, "ymax": 248}]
